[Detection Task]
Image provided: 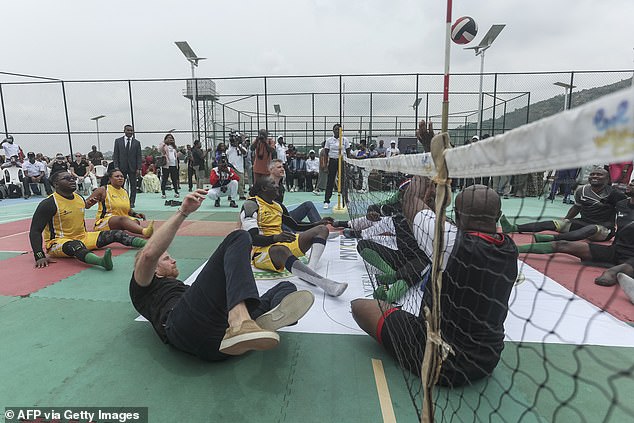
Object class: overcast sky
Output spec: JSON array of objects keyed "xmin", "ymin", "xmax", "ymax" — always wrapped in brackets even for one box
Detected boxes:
[
  {"xmin": 4, "ymin": 0, "xmax": 633, "ymax": 80},
  {"xmin": 2, "ymin": 0, "xmax": 633, "ymax": 155}
]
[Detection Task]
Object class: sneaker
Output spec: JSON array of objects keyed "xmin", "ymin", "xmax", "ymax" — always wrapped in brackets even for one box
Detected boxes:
[
  {"xmin": 256, "ymin": 290, "xmax": 315, "ymax": 331},
  {"xmin": 214, "ymin": 199, "xmax": 220, "ymax": 207},
  {"xmin": 239, "ymin": 196, "xmax": 247, "ymax": 200},
  {"xmin": 219, "ymin": 320, "xmax": 279, "ymax": 356},
  {"xmin": 164, "ymin": 200, "xmax": 172, "ymax": 206},
  {"xmin": 174, "ymin": 193, "xmax": 179, "ymax": 198},
  {"xmin": 161, "ymin": 194, "xmax": 166, "ymax": 199},
  {"xmin": 323, "ymin": 202, "xmax": 330, "ymax": 209},
  {"xmin": 313, "ymin": 190, "xmax": 320, "ymax": 195},
  {"xmin": 229, "ymin": 200, "xmax": 238, "ymax": 208}
]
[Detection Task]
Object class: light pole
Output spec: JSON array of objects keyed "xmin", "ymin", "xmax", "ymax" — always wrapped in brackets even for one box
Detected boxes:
[
  {"xmin": 90, "ymin": 115, "xmax": 106, "ymax": 152},
  {"xmin": 175, "ymin": 41, "xmax": 206, "ymax": 142},
  {"xmin": 554, "ymin": 82, "xmax": 576, "ymax": 111},
  {"xmin": 465, "ymin": 24, "xmax": 505, "ymax": 136}
]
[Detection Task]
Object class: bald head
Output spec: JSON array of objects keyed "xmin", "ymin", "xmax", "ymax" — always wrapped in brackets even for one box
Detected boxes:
[{"xmin": 455, "ymin": 185, "xmax": 501, "ymax": 233}]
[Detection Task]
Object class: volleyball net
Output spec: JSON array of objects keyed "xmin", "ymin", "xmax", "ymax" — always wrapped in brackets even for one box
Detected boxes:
[{"xmin": 343, "ymin": 86, "xmax": 634, "ymax": 422}]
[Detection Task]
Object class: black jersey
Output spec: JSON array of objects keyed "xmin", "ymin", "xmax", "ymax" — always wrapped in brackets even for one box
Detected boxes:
[
  {"xmin": 129, "ymin": 274, "xmax": 188, "ymax": 343},
  {"xmin": 614, "ymin": 199, "xmax": 634, "ymax": 261},
  {"xmin": 424, "ymin": 231, "xmax": 518, "ymax": 381},
  {"xmin": 574, "ymin": 184, "xmax": 627, "ymax": 228}
]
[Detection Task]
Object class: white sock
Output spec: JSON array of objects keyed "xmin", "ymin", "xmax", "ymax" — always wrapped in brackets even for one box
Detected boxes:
[
  {"xmin": 617, "ymin": 273, "xmax": 634, "ymax": 304},
  {"xmin": 287, "ymin": 258, "xmax": 347, "ymax": 297},
  {"xmin": 308, "ymin": 239, "xmax": 326, "ymax": 270}
]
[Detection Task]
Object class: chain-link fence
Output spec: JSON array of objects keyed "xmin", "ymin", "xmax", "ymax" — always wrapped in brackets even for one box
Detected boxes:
[{"xmin": 0, "ymin": 70, "xmax": 631, "ymax": 157}]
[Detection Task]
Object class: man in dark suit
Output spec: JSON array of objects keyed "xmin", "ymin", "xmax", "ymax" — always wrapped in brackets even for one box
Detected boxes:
[{"xmin": 113, "ymin": 124, "xmax": 142, "ymax": 207}]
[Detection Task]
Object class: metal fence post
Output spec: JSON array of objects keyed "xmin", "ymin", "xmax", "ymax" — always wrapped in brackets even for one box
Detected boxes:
[
  {"xmin": 311, "ymin": 92, "xmax": 315, "ymax": 151},
  {"xmin": 568, "ymin": 71, "xmax": 575, "ymax": 110},
  {"xmin": 128, "ymin": 80, "xmax": 135, "ymax": 129},
  {"xmin": 0, "ymin": 83, "xmax": 8, "ymax": 137},
  {"xmin": 61, "ymin": 81, "xmax": 74, "ymax": 155},
  {"xmin": 264, "ymin": 77, "xmax": 268, "ymax": 131},
  {"xmin": 492, "ymin": 73, "xmax": 498, "ymax": 136}
]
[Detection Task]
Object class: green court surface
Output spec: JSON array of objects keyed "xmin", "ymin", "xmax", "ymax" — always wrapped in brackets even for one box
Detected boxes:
[{"xmin": 1, "ymin": 190, "xmax": 632, "ymax": 422}]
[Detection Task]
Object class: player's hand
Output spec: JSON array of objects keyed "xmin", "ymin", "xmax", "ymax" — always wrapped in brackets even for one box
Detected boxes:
[
  {"xmin": 366, "ymin": 210, "xmax": 381, "ymax": 221},
  {"xmin": 319, "ymin": 217, "xmax": 334, "ymax": 226},
  {"xmin": 417, "ymin": 119, "xmax": 434, "ymax": 146},
  {"xmin": 273, "ymin": 232, "xmax": 296, "ymax": 243},
  {"xmin": 35, "ymin": 257, "xmax": 55, "ymax": 268},
  {"xmin": 181, "ymin": 189, "xmax": 208, "ymax": 215}
]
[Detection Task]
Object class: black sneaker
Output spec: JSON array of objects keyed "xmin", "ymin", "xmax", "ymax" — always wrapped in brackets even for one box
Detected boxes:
[
  {"xmin": 165, "ymin": 200, "xmax": 172, "ymax": 206},
  {"xmin": 229, "ymin": 200, "xmax": 238, "ymax": 208},
  {"xmin": 214, "ymin": 199, "xmax": 220, "ymax": 207},
  {"xmin": 171, "ymin": 200, "xmax": 182, "ymax": 206}
]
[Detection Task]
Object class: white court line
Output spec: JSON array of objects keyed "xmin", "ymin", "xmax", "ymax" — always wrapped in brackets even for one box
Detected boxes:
[{"xmin": 0, "ymin": 231, "xmax": 29, "ymax": 241}]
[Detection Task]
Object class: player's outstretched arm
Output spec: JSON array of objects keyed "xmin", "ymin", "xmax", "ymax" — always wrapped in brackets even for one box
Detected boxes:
[{"xmin": 134, "ymin": 189, "xmax": 207, "ymax": 286}]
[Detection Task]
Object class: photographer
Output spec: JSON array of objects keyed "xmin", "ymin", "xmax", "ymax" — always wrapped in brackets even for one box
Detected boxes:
[
  {"xmin": 226, "ymin": 132, "xmax": 248, "ymax": 200},
  {"xmin": 207, "ymin": 156, "xmax": 240, "ymax": 208},
  {"xmin": 252, "ymin": 129, "xmax": 275, "ymax": 184}
]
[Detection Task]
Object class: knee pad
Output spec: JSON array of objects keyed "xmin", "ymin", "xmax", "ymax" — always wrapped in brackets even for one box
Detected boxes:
[
  {"xmin": 61, "ymin": 240, "xmax": 89, "ymax": 260},
  {"xmin": 97, "ymin": 230, "xmax": 134, "ymax": 247}
]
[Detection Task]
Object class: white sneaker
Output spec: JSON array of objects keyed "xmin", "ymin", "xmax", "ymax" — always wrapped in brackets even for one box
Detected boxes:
[{"xmin": 323, "ymin": 202, "xmax": 330, "ymax": 209}]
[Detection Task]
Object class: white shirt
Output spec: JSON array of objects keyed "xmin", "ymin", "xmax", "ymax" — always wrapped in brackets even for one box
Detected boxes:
[
  {"xmin": 22, "ymin": 160, "xmax": 45, "ymax": 177},
  {"xmin": 3, "ymin": 142, "xmax": 20, "ymax": 159},
  {"xmin": 386, "ymin": 146, "xmax": 400, "ymax": 157},
  {"xmin": 226, "ymin": 145, "xmax": 245, "ymax": 173},
  {"xmin": 412, "ymin": 209, "xmax": 457, "ymax": 272},
  {"xmin": 166, "ymin": 145, "xmax": 177, "ymax": 167},
  {"xmin": 325, "ymin": 136, "xmax": 350, "ymax": 159},
  {"xmin": 305, "ymin": 158, "xmax": 319, "ymax": 173},
  {"xmin": 276, "ymin": 144, "xmax": 287, "ymax": 163}
]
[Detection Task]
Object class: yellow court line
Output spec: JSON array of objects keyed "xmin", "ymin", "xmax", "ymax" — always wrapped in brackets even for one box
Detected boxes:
[{"xmin": 372, "ymin": 358, "xmax": 397, "ymax": 423}]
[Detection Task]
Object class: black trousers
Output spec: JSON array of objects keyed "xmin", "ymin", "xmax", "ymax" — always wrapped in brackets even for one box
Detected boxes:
[
  {"xmin": 187, "ymin": 165, "xmax": 195, "ymax": 190},
  {"xmin": 325, "ymin": 158, "xmax": 347, "ymax": 204},
  {"xmin": 161, "ymin": 166, "xmax": 180, "ymax": 195},
  {"xmin": 121, "ymin": 170, "xmax": 138, "ymax": 206},
  {"xmin": 164, "ymin": 230, "xmax": 296, "ymax": 361}
]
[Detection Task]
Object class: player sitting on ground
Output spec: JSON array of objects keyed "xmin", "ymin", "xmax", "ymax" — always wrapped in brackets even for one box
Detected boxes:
[
  {"xmin": 268, "ymin": 159, "xmax": 327, "ymax": 226},
  {"xmin": 351, "ymin": 177, "xmax": 518, "ymax": 386},
  {"xmin": 131, "ymin": 188, "xmax": 315, "ymax": 358},
  {"xmin": 336, "ymin": 179, "xmax": 431, "ymax": 302},
  {"xmin": 241, "ymin": 176, "xmax": 348, "ymax": 297},
  {"xmin": 500, "ymin": 167, "xmax": 626, "ymax": 242},
  {"xmin": 85, "ymin": 168, "xmax": 154, "ymax": 238},
  {"xmin": 29, "ymin": 171, "xmax": 147, "ymax": 270},
  {"xmin": 518, "ymin": 179, "xmax": 634, "ymax": 287}
]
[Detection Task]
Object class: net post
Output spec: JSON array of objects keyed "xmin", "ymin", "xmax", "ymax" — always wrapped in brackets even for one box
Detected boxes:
[{"xmin": 420, "ymin": 133, "xmax": 453, "ymax": 423}]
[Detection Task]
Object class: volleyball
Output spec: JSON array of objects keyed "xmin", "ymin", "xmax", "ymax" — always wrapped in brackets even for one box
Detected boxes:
[{"xmin": 451, "ymin": 16, "xmax": 478, "ymax": 45}]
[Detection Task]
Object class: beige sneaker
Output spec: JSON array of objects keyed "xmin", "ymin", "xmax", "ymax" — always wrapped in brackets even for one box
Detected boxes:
[
  {"xmin": 256, "ymin": 290, "xmax": 315, "ymax": 331},
  {"xmin": 219, "ymin": 320, "xmax": 279, "ymax": 356}
]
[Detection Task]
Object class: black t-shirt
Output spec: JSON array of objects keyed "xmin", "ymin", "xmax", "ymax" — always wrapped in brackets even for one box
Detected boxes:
[
  {"xmin": 614, "ymin": 199, "xmax": 634, "ymax": 261},
  {"xmin": 129, "ymin": 273, "xmax": 189, "ymax": 343},
  {"xmin": 87, "ymin": 151, "xmax": 104, "ymax": 166},
  {"xmin": 424, "ymin": 231, "xmax": 518, "ymax": 379},
  {"xmin": 70, "ymin": 159, "xmax": 89, "ymax": 177},
  {"xmin": 574, "ymin": 184, "xmax": 627, "ymax": 228}
]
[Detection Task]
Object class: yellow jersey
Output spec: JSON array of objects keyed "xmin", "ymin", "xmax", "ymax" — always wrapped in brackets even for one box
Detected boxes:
[
  {"xmin": 96, "ymin": 185, "xmax": 131, "ymax": 221},
  {"xmin": 240, "ymin": 195, "xmax": 283, "ymax": 236},
  {"xmin": 43, "ymin": 192, "xmax": 87, "ymax": 244}
]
